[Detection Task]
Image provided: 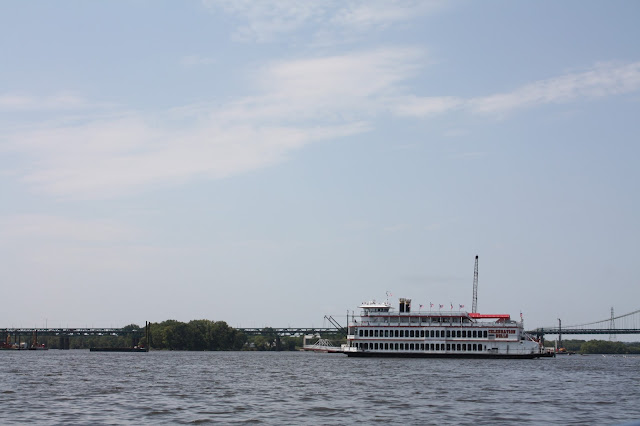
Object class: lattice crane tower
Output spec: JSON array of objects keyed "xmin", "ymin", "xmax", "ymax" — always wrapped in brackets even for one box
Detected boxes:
[{"xmin": 472, "ymin": 255, "xmax": 479, "ymax": 314}]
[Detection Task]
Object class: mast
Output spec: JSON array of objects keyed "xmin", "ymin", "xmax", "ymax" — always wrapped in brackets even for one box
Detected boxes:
[{"xmin": 472, "ymin": 255, "xmax": 479, "ymax": 314}]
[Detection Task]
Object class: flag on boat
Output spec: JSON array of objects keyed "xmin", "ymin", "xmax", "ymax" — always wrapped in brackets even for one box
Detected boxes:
[
  {"xmin": 419, "ymin": 304, "xmax": 423, "ymax": 309},
  {"xmin": 459, "ymin": 304, "xmax": 464, "ymax": 309},
  {"xmin": 439, "ymin": 304, "xmax": 444, "ymax": 309},
  {"xmin": 430, "ymin": 302, "xmax": 434, "ymax": 308}
]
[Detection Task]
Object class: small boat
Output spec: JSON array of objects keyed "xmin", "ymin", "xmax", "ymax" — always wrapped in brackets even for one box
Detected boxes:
[{"xmin": 90, "ymin": 346, "xmax": 148, "ymax": 352}]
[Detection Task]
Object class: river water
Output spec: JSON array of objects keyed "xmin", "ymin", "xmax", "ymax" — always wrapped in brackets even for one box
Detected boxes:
[{"xmin": 1, "ymin": 351, "xmax": 639, "ymax": 425}]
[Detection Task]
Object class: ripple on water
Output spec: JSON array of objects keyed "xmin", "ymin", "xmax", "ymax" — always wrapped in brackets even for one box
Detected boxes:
[{"xmin": 1, "ymin": 352, "xmax": 639, "ymax": 425}]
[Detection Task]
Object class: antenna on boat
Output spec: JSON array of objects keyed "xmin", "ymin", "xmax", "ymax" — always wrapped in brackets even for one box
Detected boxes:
[{"xmin": 472, "ymin": 255, "xmax": 479, "ymax": 313}]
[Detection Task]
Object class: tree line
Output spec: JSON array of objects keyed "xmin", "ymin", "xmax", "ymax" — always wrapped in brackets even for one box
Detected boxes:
[
  {"xmin": 545, "ymin": 339, "xmax": 640, "ymax": 354},
  {"xmin": 30, "ymin": 320, "xmax": 340, "ymax": 351}
]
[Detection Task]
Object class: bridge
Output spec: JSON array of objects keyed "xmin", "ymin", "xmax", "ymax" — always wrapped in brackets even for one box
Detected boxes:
[
  {"xmin": 0, "ymin": 325, "xmax": 150, "ymax": 349},
  {"xmin": 527, "ymin": 308, "xmax": 640, "ymax": 339},
  {"xmin": 0, "ymin": 327, "xmax": 341, "ymax": 337},
  {"xmin": 3, "ymin": 308, "xmax": 640, "ymax": 348},
  {"xmin": 0, "ymin": 327, "xmax": 144, "ymax": 336}
]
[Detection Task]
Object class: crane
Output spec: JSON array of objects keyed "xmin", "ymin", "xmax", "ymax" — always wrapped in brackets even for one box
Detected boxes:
[{"xmin": 472, "ymin": 255, "xmax": 478, "ymax": 313}]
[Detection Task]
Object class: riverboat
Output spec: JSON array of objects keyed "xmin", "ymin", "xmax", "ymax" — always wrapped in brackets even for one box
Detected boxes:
[{"xmin": 341, "ymin": 298, "xmax": 544, "ymax": 358}]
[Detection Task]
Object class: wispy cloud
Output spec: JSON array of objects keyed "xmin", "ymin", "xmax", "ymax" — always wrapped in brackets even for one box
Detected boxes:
[
  {"xmin": 202, "ymin": 0, "xmax": 443, "ymax": 43},
  {"xmin": 392, "ymin": 62, "xmax": 640, "ymax": 118},
  {"xmin": 330, "ymin": 0, "xmax": 444, "ymax": 31},
  {"xmin": 4, "ymin": 55, "xmax": 639, "ymax": 200},
  {"xmin": 8, "ymin": 116, "xmax": 365, "ymax": 199},
  {"xmin": 469, "ymin": 62, "xmax": 640, "ymax": 114},
  {"xmin": 391, "ymin": 95, "xmax": 463, "ymax": 117},
  {"xmin": 203, "ymin": 0, "xmax": 329, "ymax": 43},
  {"xmin": 226, "ymin": 47, "xmax": 425, "ymax": 121},
  {"xmin": 4, "ymin": 47, "xmax": 420, "ymax": 199}
]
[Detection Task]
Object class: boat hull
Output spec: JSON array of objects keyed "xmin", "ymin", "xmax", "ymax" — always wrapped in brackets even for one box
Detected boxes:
[{"xmin": 345, "ymin": 351, "xmax": 544, "ymax": 359}]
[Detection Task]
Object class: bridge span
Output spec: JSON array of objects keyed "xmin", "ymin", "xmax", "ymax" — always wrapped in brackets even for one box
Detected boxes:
[
  {"xmin": 0, "ymin": 327, "xmax": 341, "ymax": 337},
  {"xmin": 3, "ymin": 308, "xmax": 640, "ymax": 344},
  {"xmin": 0, "ymin": 327, "xmax": 143, "ymax": 336},
  {"xmin": 527, "ymin": 308, "xmax": 640, "ymax": 338}
]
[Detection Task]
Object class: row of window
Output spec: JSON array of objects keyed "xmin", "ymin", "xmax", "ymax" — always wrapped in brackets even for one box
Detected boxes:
[
  {"xmin": 364, "ymin": 317, "xmax": 473, "ymax": 324},
  {"xmin": 357, "ymin": 329, "xmax": 489, "ymax": 339},
  {"xmin": 353, "ymin": 342, "xmax": 487, "ymax": 352}
]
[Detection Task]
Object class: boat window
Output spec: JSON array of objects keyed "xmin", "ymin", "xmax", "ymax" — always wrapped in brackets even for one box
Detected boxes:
[
  {"xmin": 399, "ymin": 330, "xmax": 404, "ymax": 338},
  {"xmin": 430, "ymin": 343, "xmax": 434, "ymax": 351},
  {"xmin": 446, "ymin": 330, "xmax": 451, "ymax": 338},
  {"xmin": 420, "ymin": 330, "xmax": 425, "ymax": 338},
  {"xmin": 420, "ymin": 344, "xmax": 424, "ymax": 350},
  {"xmin": 483, "ymin": 330, "xmax": 488, "ymax": 338},
  {"xmin": 473, "ymin": 330, "xmax": 477, "ymax": 338},
  {"xmin": 374, "ymin": 330, "xmax": 379, "ymax": 337},
  {"xmin": 430, "ymin": 330, "xmax": 435, "ymax": 338},
  {"xmin": 359, "ymin": 330, "xmax": 363, "ymax": 337},
  {"xmin": 384, "ymin": 330, "xmax": 389, "ymax": 337},
  {"xmin": 410, "ymin": 330, "xmax": 414, "ymax": 338},
  {"xmin": 410, "ymin": 344, "xmax": 414, "ymax": 350},
  {"xmin": 446, "ymin": 344, "xmax": 451, "ymax": 351},
  {"xmin": 456, "ymin": 330, "xmax": 461, "ymax": 338},
  {"xmin": 395, "ymin": 343, "xmax": 399, "ymax": 350}
]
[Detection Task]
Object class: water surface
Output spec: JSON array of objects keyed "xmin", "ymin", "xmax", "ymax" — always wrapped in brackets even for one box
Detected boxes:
[{"xmin": 1, "ymin": 351, "xmax": 638, "ymax": 424}]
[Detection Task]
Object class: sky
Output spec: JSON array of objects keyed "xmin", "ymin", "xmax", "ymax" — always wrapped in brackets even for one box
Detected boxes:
[{"xmin": 1, "ymin": 1, "xmax": 639, "ymax": 334}]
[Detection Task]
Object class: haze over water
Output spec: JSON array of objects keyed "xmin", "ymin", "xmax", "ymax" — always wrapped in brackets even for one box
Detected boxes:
[{"xmin": 2, "ymin": 351, "xmax": 639, "ymax": 425}]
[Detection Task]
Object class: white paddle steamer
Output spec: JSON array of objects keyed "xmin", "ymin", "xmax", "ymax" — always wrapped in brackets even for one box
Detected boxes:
[{"xmin": 342, "ymin": 298, "xmax": 544, "ymax": 358}]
